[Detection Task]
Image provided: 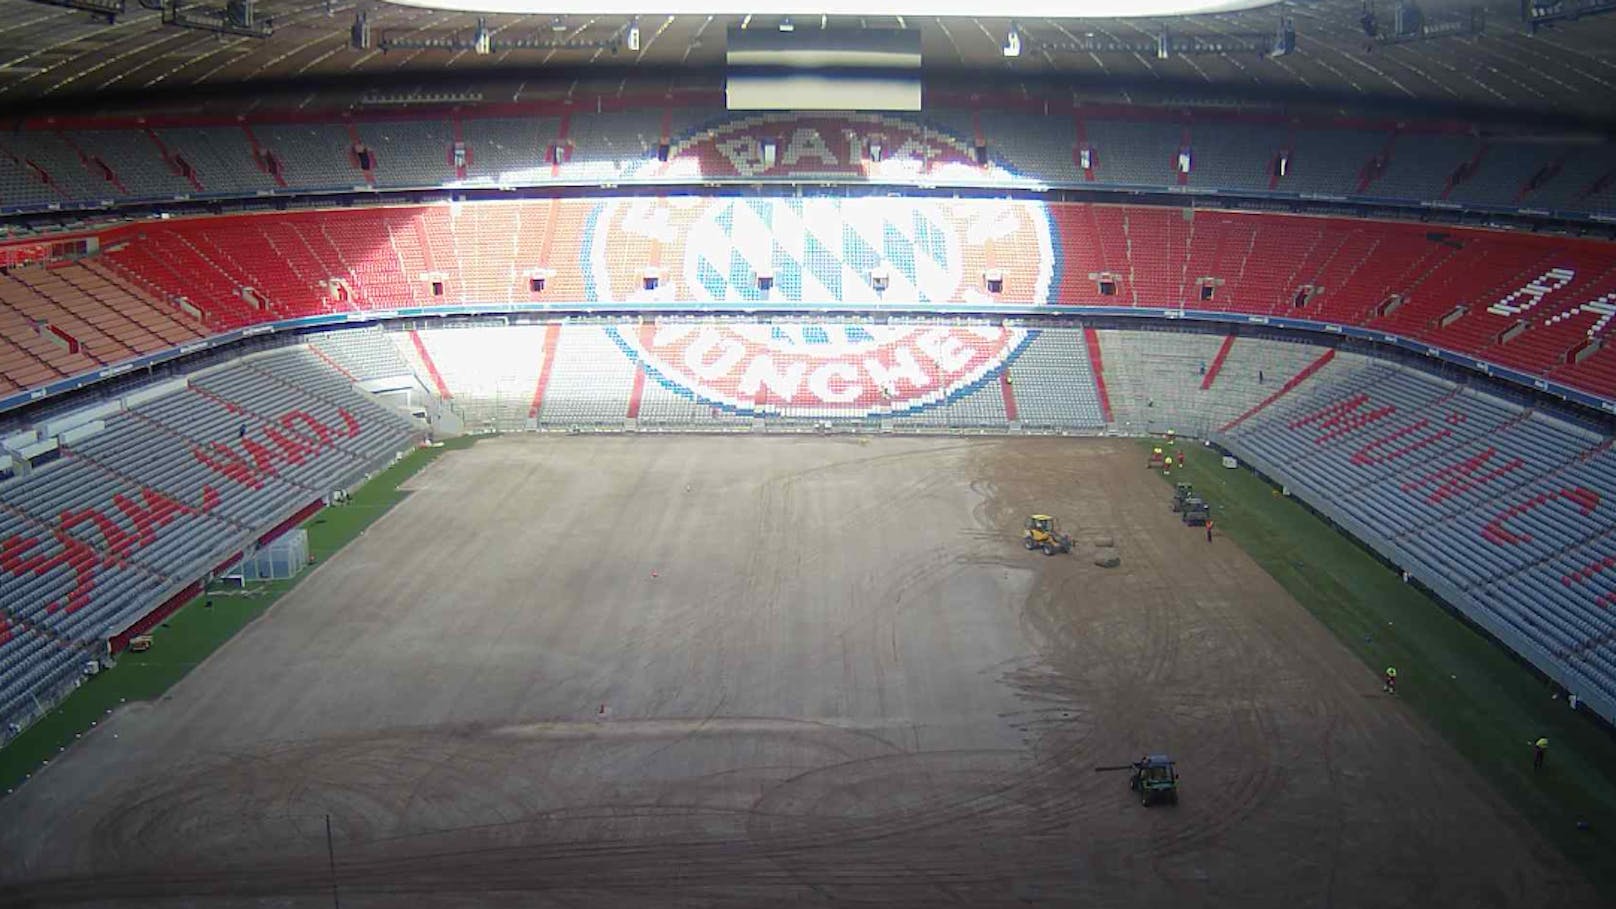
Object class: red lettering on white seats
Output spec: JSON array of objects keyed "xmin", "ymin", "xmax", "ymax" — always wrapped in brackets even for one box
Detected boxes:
[
  {"xmin": 281, "ymin": 410, "xmax": 331, "ymax": 447},
  {"xmin": 1563, "ymin": 553, "xmax": 1616, "ymax": 589},
  {"xmin": 1, "ymin": 484, "xmax": 218, "ymax": 619},
  {"xmin": 193, "ymin": 409, "xmax": 352, "ymax": 487},
  {"xmin": 336, "ymin": 407, "xmax": 361, "ymax": 439},
  {"xmin": 1289, "ymin": 393, "xmax": 1396, "ymax": 444},
  {"xmin": 112, "ymin": 486, "xmax": 207, "ymax": 548},
  {"xmin": 262, "ymin": 425, "xmax": 312, "ymax": 465},
  {"xmin": 0, "ymin": 531, "xmax": 89, "ymax": 612},
  {"xmin": 1482, "ymin": 487, "xmax": 1599, "ymax": 546},
  {"xmin": 57, "ymin": 506, "xmax": 135, "ymax": 566},
  {"xmin": 21, "ymin": 530, "xmax": 100, "ymax": 614},
  {"xmin": 241, "ymin": 438, "xmax": 282, "ymax": 476},
  {"xmin": 0, "ymin": 534, "xmax": 44, "ymax": 574},
  {"xmin": 0, "ymin": 530, "xmax": 89, "ymax": 611},
  {"xmin": 192, "ymin": 441, "xmax": 264, "ymax": 490},
  {"xmin": 1399, "ymin": 446, "xmax": 1525, "ymax": 505},
  {"xmin": 1349, "ymin": 415, "xmax": 1458, "ymax": 466}
]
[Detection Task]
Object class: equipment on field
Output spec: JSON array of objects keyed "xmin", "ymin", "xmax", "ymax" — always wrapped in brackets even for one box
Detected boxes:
[
  {"xmin": 1181, "ymin": 497, "xmax": 1210, "ymax": 526},
  {"xmin": 1095, "ymin": 753, "xmax": 1179, "ymax": 806},
  {"xmin": 1171, "ymin": 482, "xmax": 1195, "ymax": 512},
  {"xmin": 1023, "ymin": 514, "xmax": 1073, "ymax": 555}
]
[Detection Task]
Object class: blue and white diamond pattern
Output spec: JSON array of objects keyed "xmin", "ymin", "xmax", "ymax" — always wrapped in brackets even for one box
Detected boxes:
[{"xmin": 683, "ymin": 198, "xmax": 962, "ymax": 305}]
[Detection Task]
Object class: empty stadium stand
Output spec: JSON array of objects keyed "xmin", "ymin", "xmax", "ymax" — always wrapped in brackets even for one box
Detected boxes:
[
  {"xmin": 1, "ymin": 199, "xmax": 1591, "ymax": 405},
  {"xmin": 0, "ymin": 346, "xmax": 418, "ymax": 738},
  {"xmin": 3, "ymin": 108, "xmax": 1612, "ymax": 218},
  {"xmin": 357, "ymin": 320, "xmax": 1105, "ymax": 433},
  {"xmin": 1217, "ymin": 360, "xmax": 1616, "ymax": 723},
  {"xmin": 1098, "ymin": 330, "xmax": 1358, "ymax": 438}
]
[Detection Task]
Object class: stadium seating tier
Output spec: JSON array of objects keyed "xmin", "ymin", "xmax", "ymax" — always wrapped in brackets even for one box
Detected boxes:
[{"xmin": 1, "ymin": 199, "xmax": 1593, "ymax": 404}]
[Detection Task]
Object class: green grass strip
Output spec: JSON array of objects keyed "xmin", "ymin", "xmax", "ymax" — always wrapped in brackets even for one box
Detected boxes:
[
  {"xmin": 0, "ymin": 436, "xmax": 476, "ymax": 796},
  {"xmin": 1151, "ymin": 440, "xmax": 1616, "ymax": 900}
]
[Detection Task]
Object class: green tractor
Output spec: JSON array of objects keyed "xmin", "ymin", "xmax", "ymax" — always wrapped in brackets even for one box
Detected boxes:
[
  {"xmin": 1171, "ymin": 482, "xmax": 1195, "ymax": 512},
  {"xmin": 1096, "ymin": 754, "xmax": 1180, "ymax": 806},
  {"xmin": 1180, "ymin": 497, "xmax": 1210, "ymax": 527},
  {"xmin": 1023, "ymin": 514, "xmax": 1073, "ymax": 555}
]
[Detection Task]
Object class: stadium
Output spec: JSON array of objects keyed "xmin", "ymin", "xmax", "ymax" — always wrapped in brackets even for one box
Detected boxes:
[{"xmin": 1, "ymin": 0, "xmax": 1615, "ymax": 903}]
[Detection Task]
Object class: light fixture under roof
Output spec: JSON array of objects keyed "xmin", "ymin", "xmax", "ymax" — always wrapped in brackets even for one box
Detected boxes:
[
  {"xmin": 380, "ymin": 0, "xmax": 1277, "ymax": 17},
  {"xmin": 1002, "ymin": 22, "xmax": 1021, "ymax": 56}
]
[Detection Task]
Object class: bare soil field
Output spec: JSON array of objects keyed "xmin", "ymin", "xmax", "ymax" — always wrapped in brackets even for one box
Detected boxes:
[{"xmin": 0, "ymin": 436, "xmax": 1594, "ymax": 907}]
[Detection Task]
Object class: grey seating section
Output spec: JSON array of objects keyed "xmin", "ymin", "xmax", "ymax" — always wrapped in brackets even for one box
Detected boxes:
[
  {"xmin": 537, "ymin": 325, "xmax": 636, "ymax": 427},
  {"xmin": 1513, "ymin": 144, "xmax": 1615, "ymax": 214},
  {"xmin": 563, "ymin": 112, "xmax": 657, "ymax": 179},
  {"xmin": 0, "ymin": 346, "xmax": 417, "ymax": 734},
  {"xmin": 391, "ymin": 320, "xmax": 1105, "ymax": 432},
  {"xmin": 1218, "ymin": 361, "xmax": 1616, "ymax": 723},
  {"xmin": 0, "ymin": 150, "xmax": 55, "ymax": 208},
  {"xmin": 1098, "ymin": 330, "xmax": 1348, "ymax": 438},
  {"xmin": 0, "ymin": 114, "xmax": 1611, "ymax": 216},
  {"xmin": 156, "ymin": 127, "xmax": 280, "ymax": 194},
  {"xmin": 0, "ymin": 632, "xmax": 86, "ymax": 735},
  {"xmin": 664, "ymin": 107, "xmax": 715, "ymax": 146},
  {"xmin": 1101, "ymin": 330, "xmax": 1224, "ymax": 437},
  {"xmin": 360, "ymin": 120, "xmax": 455, "ymax": 189},
  {"xmin": 398, "ymin": 325, "xmax": 548, "ymax": 432},
  {"xmin": 253, "ymin": 124, "xmax": 363, "ymax": 190},
  {"xmin": 74, "ymin": 130, "xmax": 193, "ymax": 199},
  {"xmin": 309, "ymin": 327, "xmax": 414, "ymax": 381},
  {"xmin": 915, "ymin": 109, "xmax": 1013, "ymax": 180},
  {"xmin": 977, "ymin": 112, "xmax": 1078, "ymax": 183},
  {"xmin": 1185, "ymin": 124, "xmax": 1289, "ymax": 195},
  {"xmin": 890, "ymin": 380, "xmax": 1010, "ymax": 429},
  {"xmin": 6, "ymin": 132, "xmax": 109, "ymax": 202},
  {"xmin": 1370, "ymin": 134, "xmax": 1474, "ymax": 202},
  {"xmin": 457, "ymin": 117, "xmax": 561, "ymax": 187},
  {"xmin": 635, "ymin": 375, "xmax": 751, "ymax": 428},
  {"xmin": 1085, "ymin": 120, "xmax": 1181, "ymax": 187},
  {"xmin": 1446, "ymin": 141, "xmax": 1555, "ymax": 209},
  {"xmin": 1006, "ymin": 328, "xmax": 1105, "ymax": 430},
  {"xmin": 1286, "ymin": 128, "xmax": 1388, "ymax": 196},
  {"xmin": 4, "ymin": 131, "xmax": 107, "ymax": 200}
]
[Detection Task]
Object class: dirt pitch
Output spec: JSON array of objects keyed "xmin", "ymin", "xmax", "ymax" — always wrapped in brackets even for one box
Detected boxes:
[{"xmin": 0, "ymin": 436, "xmax": 1596, "ymax": 907}]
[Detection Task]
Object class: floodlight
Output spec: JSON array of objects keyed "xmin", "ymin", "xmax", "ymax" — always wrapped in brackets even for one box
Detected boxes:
[{"xmin": 1003, "ymin": 24, "xmax": 1022, "ymax": 57}]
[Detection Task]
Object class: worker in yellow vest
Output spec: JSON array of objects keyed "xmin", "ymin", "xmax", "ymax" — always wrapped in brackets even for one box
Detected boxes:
[
  {"xmin": 1382, "ymin": 666, "xmax": 1397, "ymax": 695},
  {"xmin": 1531, "ymin": 737, "xmax": 1548, "ymax": 771}
]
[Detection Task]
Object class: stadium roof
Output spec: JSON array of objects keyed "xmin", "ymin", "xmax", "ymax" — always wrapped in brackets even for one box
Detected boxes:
[{"xmin": 0, "ymin": 0, "xmax": 1614, "ymax": 126}]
